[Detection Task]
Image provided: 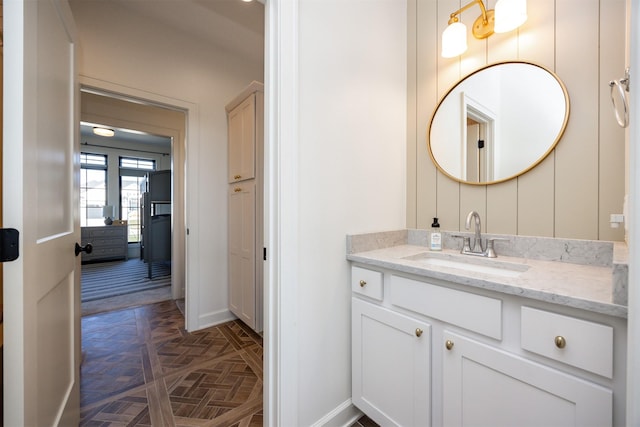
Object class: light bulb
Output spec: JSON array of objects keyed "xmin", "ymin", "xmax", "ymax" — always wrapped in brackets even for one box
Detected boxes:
[
  {"xmin": 442, "ymin": 21, "xmax": 468, "ymax": 58},
  {"xmin": 494, "ymin": 0, "xmax": 527, "ymax": 33}
]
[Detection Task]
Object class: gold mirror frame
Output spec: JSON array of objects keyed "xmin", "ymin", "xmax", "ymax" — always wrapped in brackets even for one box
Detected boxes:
[{"xmin": 428, "ymin": 61, "xmax": 570, "ymax": 185}]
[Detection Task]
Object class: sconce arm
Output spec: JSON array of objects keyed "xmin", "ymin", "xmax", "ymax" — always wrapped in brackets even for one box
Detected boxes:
[{"xmin": 448, "ymin": 0, "xmax": 489, "ymax": 25}]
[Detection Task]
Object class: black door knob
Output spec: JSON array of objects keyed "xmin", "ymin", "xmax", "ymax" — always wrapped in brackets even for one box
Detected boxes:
[{"xmin": 75, "ymin": 242, "xmax": 93, "ymax": 257}]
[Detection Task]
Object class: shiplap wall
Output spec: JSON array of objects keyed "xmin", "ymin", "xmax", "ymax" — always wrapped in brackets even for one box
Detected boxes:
[{"xmin": 407, "ymin": 0, "xmax": 627, "ymax": 241}]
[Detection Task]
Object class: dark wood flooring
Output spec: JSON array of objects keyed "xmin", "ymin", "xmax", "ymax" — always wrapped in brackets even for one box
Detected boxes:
[
  {"xmin": 80, "ymin": 300, "xmax": 263, "ymax": 426},
  {"xmin": 353, "ymin": 415, "xmax": 379, "ymax": 427}
]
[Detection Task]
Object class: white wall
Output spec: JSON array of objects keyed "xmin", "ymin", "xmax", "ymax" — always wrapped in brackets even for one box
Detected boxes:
[
  {"xmin": 69, "ymin": 1, "xmax": 264, "ymax": 329},
  {"xmin": 292, "ymin": 0, "xmax": 407, "ymax": 424}
]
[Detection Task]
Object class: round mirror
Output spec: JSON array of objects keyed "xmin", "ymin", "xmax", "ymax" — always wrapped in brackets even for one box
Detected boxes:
[{"xmin": 428, "ymin": 61, "xmax": 570, "ymax": 185}]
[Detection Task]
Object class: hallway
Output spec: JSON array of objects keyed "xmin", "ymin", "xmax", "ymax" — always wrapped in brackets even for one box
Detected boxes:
[{"xmin": 80, "ymin": 300, "xmax": 263, "ymax": 426}]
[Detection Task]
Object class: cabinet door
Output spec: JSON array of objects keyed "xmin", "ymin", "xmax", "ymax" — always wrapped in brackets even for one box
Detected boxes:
[
  {"xmin": 442, "ymin": 331, "xmax": 612, "ymax": 427},
  {"xmin": 228, "ymin": 93, "xmax": 256, "ymax": 183},
  {"xmin": 229, "ymin": 182, "xmax": 256, "ymax": 328},
  {"xmin": 352, "ymin": 298, "xmax": 431, "ymax": 426}
]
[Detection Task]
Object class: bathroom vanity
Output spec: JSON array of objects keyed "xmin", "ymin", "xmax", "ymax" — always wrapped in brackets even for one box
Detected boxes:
[{"xmin": 348, "ymin": 230, "xmax": 627, "ymax": 426}]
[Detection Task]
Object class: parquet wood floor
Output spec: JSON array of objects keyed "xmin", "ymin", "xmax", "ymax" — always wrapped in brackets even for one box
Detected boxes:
[{"xmin": 80, "ymin": 300, "xmax": 263, "ymax": 426}]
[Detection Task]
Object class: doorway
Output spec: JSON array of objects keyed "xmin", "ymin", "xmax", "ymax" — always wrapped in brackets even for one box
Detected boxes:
[
  {"xmin": 79, "ymin": 88, "xmax": 188, "ymax": 314},
  {"xmin": 462, "ymin": 94, "xmax": 496, "ymax": 183},
  {"xmin": 79, "ymin": 119, "xmax": 174, "ymax": 315}
]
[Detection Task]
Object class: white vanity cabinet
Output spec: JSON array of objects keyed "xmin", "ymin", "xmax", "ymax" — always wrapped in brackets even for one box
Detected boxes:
[
  {"xmin": 350, "ymin": 264, "xmax": 625, "ymax": 427},
  {"xmin": 352, "ymin": 298, "xmax": 431, "ymax": 426},
  {"xmin": 442, "ymin": 331, "xmax": 612, "ymax": 427}
]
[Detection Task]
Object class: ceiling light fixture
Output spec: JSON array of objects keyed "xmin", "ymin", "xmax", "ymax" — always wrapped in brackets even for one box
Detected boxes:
[
  {"xmin": 93, "ymin": 127, "xmax": 115, "ymax": 137},
  {"xmin": 441, "ymin": 0, "xmax": 527, "ymax": 58}
]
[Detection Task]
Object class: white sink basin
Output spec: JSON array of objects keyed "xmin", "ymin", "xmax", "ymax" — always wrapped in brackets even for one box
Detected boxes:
[{"xmin": 403, "ymin": 252, "xmax": 529, "ymax": 278}]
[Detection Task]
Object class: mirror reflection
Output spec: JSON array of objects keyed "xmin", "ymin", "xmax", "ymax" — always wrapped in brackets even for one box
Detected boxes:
[{"xmin": 428, "ymin": 62, "xmax": 570, "ymax": 184}]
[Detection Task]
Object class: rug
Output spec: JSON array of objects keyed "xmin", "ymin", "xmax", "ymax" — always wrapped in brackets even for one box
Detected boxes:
[
  {"xmin": 81, "ymin": 287, "xmax": 172, "ymax": 316},
  {"xmin": 81, "ymin": 258, "xmax": 171, "ymax": 302}
]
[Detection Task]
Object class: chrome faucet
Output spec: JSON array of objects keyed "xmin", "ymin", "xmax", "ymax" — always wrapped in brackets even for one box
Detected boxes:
[
  {"xmin": 465, "ymin": 210, "xmax": 484, "ymax": 254},
  {"xmin": 456, "ymin": 211, "xmax": 507, "ymax": 258}
]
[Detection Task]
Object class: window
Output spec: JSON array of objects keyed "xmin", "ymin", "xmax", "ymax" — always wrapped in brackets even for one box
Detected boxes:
[
  {"xmin": 80, "ymin": 153, "xmax": 107, "ymax": 226},
  {"xmin": 120, "ymin": 157, "xmax": 156, "ymax": 243},
  {"xmin": 120, "ymin": 157, "xmax": 155, "ymax": 170}
]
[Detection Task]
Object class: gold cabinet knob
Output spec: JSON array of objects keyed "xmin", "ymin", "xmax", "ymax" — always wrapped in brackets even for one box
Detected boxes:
[
  {"xmin": 234, "ymin": 174, "xmax": 242, "ymax": 180},
  {"xmin": 415, "ymin": 328, "xmax": 423, "ymax": 337},
  {"xmin": 555, "ymin": 336, "xmax": 567, "ymax": 349},
  {"xmin": 359, "ymin": 280, "xmax": 366, "ymax": 287},
  {"xmin": 234, "ymin": 187, "xmax": 242, "ymax": 192},
  {"xmin": 445, "ymin": 339, "xmax": 454, "ymax": 350}
]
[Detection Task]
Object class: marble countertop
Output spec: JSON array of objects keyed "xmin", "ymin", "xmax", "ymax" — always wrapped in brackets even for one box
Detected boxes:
[{"xmin": 347, "ymin": 230, "xmax": 627, "ymax": 319}]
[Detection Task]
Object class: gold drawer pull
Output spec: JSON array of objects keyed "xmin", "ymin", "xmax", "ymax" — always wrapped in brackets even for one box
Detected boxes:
[
  {"xmin": 555, "ymin": 336, "xmax": 566, "ymax": 349},
  {"xmin": 415, "ymin": 328, "xmax": 423, "ymax": 337},
  {"xmin": 359, "ymin": 280, "xmax": 367, "ymax": 287},
  {"xmin": 234, "ymin": 174, "xmax": 242, "ymax": 180},
  {"xmin": 234, "ymin": 187, "xmax": 242, "ymax": 192},
  {"xmin": 445, "ymin": 339, "xmax": 454, "ymax": 350}
]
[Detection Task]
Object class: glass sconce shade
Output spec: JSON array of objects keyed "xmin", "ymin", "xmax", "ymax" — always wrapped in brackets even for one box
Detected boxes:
[
  {"xmin": 442, "ymin": 22, "xmax": 468, "ymax": 58},
  {"xmin": 494, "ymin": 0, "xmax": 527, "ymax": 33}
]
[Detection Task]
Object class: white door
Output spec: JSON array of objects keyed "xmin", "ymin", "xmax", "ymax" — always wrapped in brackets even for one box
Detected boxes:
[
  {"xmin": 3, "ymin": 0, "xmax": 80, "ymax": 425},
  {"xmin": 228, "ymin": 180, "xmax": 256, "ymax": 329},
  {"xmin": 227, "ymin": 93, "xmax": 256, "ymax": 183}
]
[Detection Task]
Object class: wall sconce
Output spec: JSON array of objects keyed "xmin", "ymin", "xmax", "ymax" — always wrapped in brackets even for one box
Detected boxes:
[{"xmin": 442, "ymin": 0, "xmax": 527, "ymax": 58}]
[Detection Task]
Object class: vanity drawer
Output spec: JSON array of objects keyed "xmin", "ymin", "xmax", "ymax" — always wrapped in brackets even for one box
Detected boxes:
[
  {"xmin": 351, "ymin": 266, "xmax": 383, "ymax": 301},
  {"xmin": 389, "ymin": 275, "xmax": 502, "ymax": 340},
  {"xmin": 521, "ymin": 306, "xmax": 613, "ymax": 378}
]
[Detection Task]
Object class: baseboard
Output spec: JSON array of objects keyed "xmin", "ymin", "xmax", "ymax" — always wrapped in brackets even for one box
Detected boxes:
[
  {"xmin": 196, "ymin": 308, "xmax": 237, "ymax": 330},
  {"xmin": 311, "ymin": 399, "xmax": 363, "ymax": 427}
]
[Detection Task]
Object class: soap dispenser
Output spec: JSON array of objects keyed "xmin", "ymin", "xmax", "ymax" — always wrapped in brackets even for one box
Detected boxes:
[{"xmin": 430, "ymin": 217, "xmax": 442, "ymax": 251}]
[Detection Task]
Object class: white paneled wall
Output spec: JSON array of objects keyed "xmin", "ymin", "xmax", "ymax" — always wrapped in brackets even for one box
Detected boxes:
[{"xmin": 408, "ymin": 0, "xmax": 626, "ymax": 241}]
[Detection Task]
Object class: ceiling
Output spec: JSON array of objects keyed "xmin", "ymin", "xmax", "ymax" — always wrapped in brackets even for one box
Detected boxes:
[
  {"xmin": 80, "ymin": 122, "xmax": 173, "ymax": 149},
  {"xmin": 74, "ymin": 0, "xmax": 265, "ymax": 148},
  {"xmin": 111, "ymin": 0, "xmax": 265, "ymax": 64}
]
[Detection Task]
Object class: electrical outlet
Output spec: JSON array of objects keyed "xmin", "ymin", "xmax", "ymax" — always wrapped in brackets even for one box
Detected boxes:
[
  {"xmin": 610, "ymin": 214, "xmax": 625, "ymax": 223},
  {"xmin": 610, "ymin": 214, "xmax": 625, "ymax": 228}
]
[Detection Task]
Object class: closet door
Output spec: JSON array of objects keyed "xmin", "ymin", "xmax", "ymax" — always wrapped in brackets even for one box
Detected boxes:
[
  {"xmin": 228, "ymin": 94, "xmax": 256, "ymax": 183},
  {"xmin": 228, "ymin": 181, "xmax": 257, "ymax": 328}
]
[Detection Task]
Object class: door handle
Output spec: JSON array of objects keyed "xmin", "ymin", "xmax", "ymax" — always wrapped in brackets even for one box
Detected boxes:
[
  {"xmin": 0, "ymin": 228, "xmax": 19, "ymax": 262},
  {"xmin": 75, "ymin": 242, "xmax": 93, "ymax": 257}
]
